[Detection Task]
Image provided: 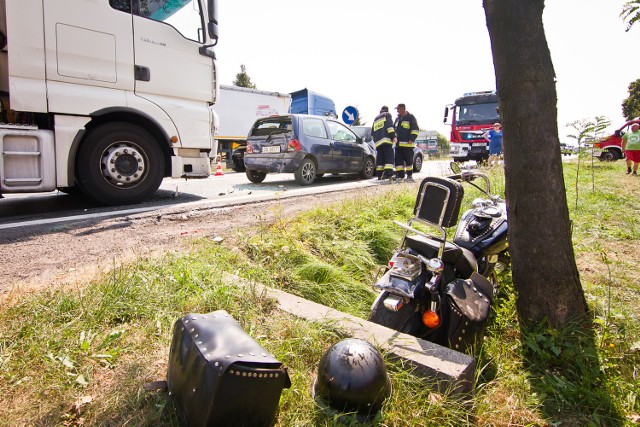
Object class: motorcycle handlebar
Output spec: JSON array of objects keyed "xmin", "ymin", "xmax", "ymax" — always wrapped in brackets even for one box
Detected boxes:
[{"xmin": 448, "ymin": 170, "xmax": 494, "ymax": 198}]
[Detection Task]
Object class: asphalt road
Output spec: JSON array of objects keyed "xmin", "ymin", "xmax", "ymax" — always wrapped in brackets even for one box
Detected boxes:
[{"xmin": 0, "ymin": 160, "xmax": 452, "ymax": 231}]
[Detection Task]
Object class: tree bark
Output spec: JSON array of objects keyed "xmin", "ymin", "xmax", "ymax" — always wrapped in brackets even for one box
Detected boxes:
[{"xmin": 483, "ymin": 0, "xmax": 588, "ymax": 327}]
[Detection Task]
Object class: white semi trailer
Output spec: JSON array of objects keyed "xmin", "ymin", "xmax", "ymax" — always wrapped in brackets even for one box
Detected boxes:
[
  {"xmin": 215, "ymin": 85, "xmax": 291, "ymax": 171},
  {"xmin": 0, "ymin": 0, "xmax": 220, "ymax": 205}
]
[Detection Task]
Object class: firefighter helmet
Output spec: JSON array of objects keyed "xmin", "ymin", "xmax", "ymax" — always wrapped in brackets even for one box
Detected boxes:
[{"xmin": 313, "ymin": 338, "xmax": 391, "ymax": 418}]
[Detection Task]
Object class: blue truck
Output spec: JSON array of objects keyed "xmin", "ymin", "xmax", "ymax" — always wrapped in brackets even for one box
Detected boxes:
[{"xmin": 289, "ymin": 88, "xmax": 337, "ymax": 118}]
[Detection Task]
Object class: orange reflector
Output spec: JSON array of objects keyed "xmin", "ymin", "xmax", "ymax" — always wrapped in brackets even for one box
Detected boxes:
[
  {"xmin": 170, "ymin": 135, "xmax": 179, "ymax": 143},
  {"xmin": 422, "ymin": 310, "xmax": 441, "ymax": 328}
]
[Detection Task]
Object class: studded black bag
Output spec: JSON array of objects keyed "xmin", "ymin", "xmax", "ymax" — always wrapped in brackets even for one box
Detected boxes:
[{"xmin": 167, "ymin": 310, "xmax": 291, "ymax": 426}]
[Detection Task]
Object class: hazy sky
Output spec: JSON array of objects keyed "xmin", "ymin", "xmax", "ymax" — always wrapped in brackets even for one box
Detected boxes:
[{"xmin": 214, "ymin": 0, "xmax": 637, "ymax": 139}]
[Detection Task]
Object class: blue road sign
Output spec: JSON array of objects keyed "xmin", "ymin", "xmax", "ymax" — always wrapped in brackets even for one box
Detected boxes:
[{"xmin": 342, "ymin": 106, "xmax": 359, "ymax": 125}]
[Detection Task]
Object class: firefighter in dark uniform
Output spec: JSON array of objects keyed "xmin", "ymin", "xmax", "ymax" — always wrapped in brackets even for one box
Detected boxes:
[
  {"xmin": 371, "ymin": 106, "xmax": 397, "ymax": 180},
  {"xmin": 394, "ymin": 103, "xmax": 419, "ymax": 181}
]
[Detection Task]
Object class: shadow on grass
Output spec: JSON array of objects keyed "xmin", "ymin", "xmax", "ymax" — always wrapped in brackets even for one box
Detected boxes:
[
  {"xmin": 521, "ymin": 320, "xmax": 624, "ymax": 426},
  {"xmin": 34, "ymin": 362, "xmax": 179, "ymax": 427}
]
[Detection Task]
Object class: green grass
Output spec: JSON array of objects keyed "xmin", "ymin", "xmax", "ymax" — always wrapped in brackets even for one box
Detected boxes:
[{"xmin": 1, "ymin": 160, "xmax": 639, "ymax": 425}]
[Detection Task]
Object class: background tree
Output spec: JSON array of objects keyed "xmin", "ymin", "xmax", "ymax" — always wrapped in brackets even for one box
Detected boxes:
[
  {"xmin": 622, "ymin": 78, "xmax": 640, "ymax": 120},
  {"xmin": 483, "ymin": 0, "xmax": 588, "ymax": 327},
  {"xmin": 566, "ymin": 118, "xmax": 595, "ymax": 147},
  {"xmin": 233, "ymin": 64, "xmax": 257, "ymax": 89},
  {"xmin": 566, "ymin": 116, "xmax": 611, "ymax": 204},
  {"xmin": 436, "ymin": 132, "xmax": 450, "ymax": 152},
  {"xmin": 621, "ymin": 1, "xmax": 640, "ymax": 31},
  {"xmin": 352, "ymin": 108, "xmax": 365, "ymax": 126}
]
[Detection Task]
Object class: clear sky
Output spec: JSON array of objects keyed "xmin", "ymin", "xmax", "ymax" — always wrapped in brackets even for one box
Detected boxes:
[{"xmin": 214, "ymin": 0, "xmax": 637, "ymax": 140}]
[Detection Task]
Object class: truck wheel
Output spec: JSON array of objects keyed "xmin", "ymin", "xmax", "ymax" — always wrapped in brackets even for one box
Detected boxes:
[
  {"xmin": 413, "ymin": 154, "xmax": 423, "ymax": 172},
  {"xmin": 232, "ymin": 157, "xmax": 246, "ymax": 172},
  {"xmin": 600, "ymin": 151, "xmax": 616, "ymax": 162},
  {"xmin": 245, "ymin": 169, "xmax": 267, "ymax": 183},
  {"xmin": 294, "ymin": 158, "xmax": 316, "ymax": 185},
  {"xmin": 76, "ymin": 122, "xmax": 164, "ymax": 205},
  {"xmin": 231, "ymin": 148, "xmax": 246, "ymax": 172},
  {"xmin": 359, "ymin": 156, "xmax": 375, "ymax": 179}
]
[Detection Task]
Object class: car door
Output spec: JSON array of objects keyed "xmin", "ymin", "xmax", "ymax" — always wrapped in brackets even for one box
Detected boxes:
[
  {"xmin": 327, "ymin": 121, "xmax": 365, "ymax": 171},
  {"xmin": 300, "ymin": 117, "xmax": 334, "ymax": 171}
]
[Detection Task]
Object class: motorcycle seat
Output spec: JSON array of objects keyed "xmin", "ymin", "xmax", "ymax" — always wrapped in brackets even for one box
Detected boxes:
[{"xmin": 405, "ymin": 234, "xmax": 478, "ymax": 278}]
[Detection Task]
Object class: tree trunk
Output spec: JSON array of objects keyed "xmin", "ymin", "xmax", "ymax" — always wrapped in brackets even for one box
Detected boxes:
[{"xmin": 483, "ymin": 0, "xmax": 588, "ymax": 327}]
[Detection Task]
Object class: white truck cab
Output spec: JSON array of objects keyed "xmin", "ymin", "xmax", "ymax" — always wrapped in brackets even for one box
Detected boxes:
[{"xmin": 0, "ymin": 0, "xmax": 219, "ymax": 205}]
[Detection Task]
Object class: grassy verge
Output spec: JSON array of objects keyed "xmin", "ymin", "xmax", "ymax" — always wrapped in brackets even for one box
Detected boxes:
[{"xmin": 1, "ymin": 160, "xmax": 639, "ymax": 426}]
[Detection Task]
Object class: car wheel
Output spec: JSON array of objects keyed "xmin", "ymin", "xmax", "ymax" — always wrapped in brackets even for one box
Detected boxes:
[
  {"xmin": 413, "ymin": 154, "xmax": 423, "ymax": 173},
  {"xmin": 245, "ymin": 169, "xmax": 267, "ymax": 183},
  {"xmin": 76, "ymin": 122, "xmax": 165, "ymax": 205},
  {"xmin": 359, "ymin": 156, "xmax": 375, "ymax": 179},
  {"xmin": 294, "ymin": 158, "xmax": 316, "ymax": 186}
]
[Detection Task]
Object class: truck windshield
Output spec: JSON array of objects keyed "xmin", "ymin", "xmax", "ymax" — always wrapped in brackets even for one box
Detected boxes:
[
  {"xmin": 140, "ymin": 0, "xmax": 204, "ymax": 42},
  {"xmin": 455, "ymin": 102, "xmax": 500, "ymax": 125}
]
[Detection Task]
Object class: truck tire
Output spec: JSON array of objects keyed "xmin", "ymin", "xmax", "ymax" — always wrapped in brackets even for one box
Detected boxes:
[
  {"xmin": 76, "ymin": 122, "xmax": 164, "ymax": 205},
  {"xmin": 600, "ymin": 150, "xmax": 617, "ymax": 162},
  {"xmin": 232, "ymin": 157, "xmax": 246, "ymax": 172},
  {"xmin": 245, "ymin": 169, "xmax": 266, "ymax": 183},
  {"xmin": 359, "ymin": 156, "xmax": 375, "ymax": 179},
  {"xmin": 368, "ymin": 292, "xmax": 421, "ymax": 335},
  {"xmin": 294, "ymin": 158, "xmax": 316, "ymax": 185},
  {"xmin": 231, "ymin": 148, "xmax": 246, "ymax": 172}
]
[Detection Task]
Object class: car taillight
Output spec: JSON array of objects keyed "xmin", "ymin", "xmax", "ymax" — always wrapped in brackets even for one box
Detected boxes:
[
  {"xmin": 246, "ymin": 145, "xmax": 254, "ymax": 154},
  {"xmin": 288, "ymin": 139, "xmax": 302, "ymax": 152}
]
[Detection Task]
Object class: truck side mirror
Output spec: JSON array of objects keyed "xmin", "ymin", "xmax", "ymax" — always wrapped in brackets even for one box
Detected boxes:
[
  {"xmin": 614, "ymin": 130, "xmax": 622, "ymax": 137},
  {"xmin": 207, "ymin": 0, "xmax": 219, "ymax": 43},
  {"xmin": 443, "ymin": 107, "xmax": 449, "ymax": 124}
]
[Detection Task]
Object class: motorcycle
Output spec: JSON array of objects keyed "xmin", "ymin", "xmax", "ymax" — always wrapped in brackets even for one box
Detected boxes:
[{"xmin": 368, "ymin": 162, "xmax": 509, "ymax": 353}]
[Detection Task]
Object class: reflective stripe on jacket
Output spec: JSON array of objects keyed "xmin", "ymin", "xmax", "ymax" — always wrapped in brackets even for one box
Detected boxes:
[
  {"xmin": 372, "ymin": 112, "xmax": 396, "ymax": 146},
  {"xmin": 394, "ymin": 112, "xmax": 419, "ymax": 147}
]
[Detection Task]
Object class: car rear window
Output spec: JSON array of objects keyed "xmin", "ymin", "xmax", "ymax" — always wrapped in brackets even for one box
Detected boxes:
[
  {"xmin": 250, "ymin": 117, "xmax": 292, "ymax": 137},
  {"xmin": 302, "ymin": 118, "xmax": 328, "ymax": 139}
]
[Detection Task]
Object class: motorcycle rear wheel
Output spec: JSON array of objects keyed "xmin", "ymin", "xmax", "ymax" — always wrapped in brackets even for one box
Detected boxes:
[{"xmin": 368, "ymin": 292, "xmax": 421, "ymax": 335}]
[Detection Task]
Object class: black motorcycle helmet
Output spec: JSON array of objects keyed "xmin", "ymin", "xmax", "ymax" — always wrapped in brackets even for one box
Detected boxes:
[{"xmin": 313, "ymin": 338, "xmax": 392, "ymax": 419}]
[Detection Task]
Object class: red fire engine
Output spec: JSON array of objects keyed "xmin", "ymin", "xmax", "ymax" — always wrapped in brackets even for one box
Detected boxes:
[
  {"xmin": 444, "ymin": 91, "xmax": 500, "ymax": 162},
  {"xmin": 592, "ymin": 119, "xmax": 640, "ymax": 161}
]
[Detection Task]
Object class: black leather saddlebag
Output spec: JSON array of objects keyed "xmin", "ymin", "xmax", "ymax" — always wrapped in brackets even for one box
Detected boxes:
[
  {"xmin": 444, "ymin": 272, "xmax": 493, "ymax": 353},
  {"xmin": 167, "ymin": 310, "xmax": 291, "ymax": 427}
]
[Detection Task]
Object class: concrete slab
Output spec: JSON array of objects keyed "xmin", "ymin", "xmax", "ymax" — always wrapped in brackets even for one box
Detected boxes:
[{"xmin": 223, "ymin": 273, "xmax": 475, "ymax": 394}]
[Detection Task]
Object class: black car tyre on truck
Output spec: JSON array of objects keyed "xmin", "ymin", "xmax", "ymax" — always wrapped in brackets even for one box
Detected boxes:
[
  {"xmin": 600, "ymin": 150, "xmax": 620, "ymax": 162},
  {"xmin": 77, "ymin": 122, "xmax": 164, "ymax": 205},
  {"xmin": 246, "ymin": 169, "xmax": 267, "ymax": 183},
  {"xmin": 231, "ymin": 147, "xmax": 247, "ymax": 172}
]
